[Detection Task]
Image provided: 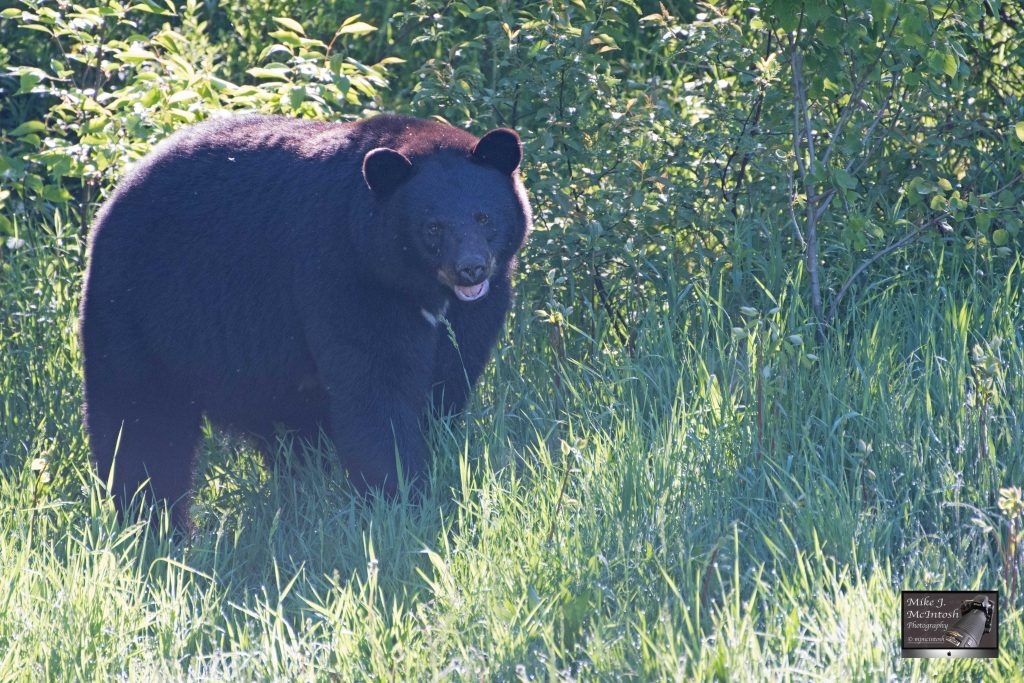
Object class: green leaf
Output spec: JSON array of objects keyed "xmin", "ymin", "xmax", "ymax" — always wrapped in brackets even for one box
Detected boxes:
[
  {"xmin": 129, "ymin": 1, "xmax": 176, "ymax": 15},
  {"xmin": 167, "ymin": 90, "xmax": 198, "ymax": 104},
  {"xmin": 40, "ymin": 185, "xmax": 71, "ymax": 203},
  {"xmin": 834, "ymin": 168, "xmax": 857, "ymax": 190},
  {"xmin": 914, "ymin": 179, "xmax": 938, "ymax": 195},
  {"xmin": 992, "ymin": 229, "xmax": 1010, "ymax": 246},
  {"xmin": 247, "ymin": 67, "xmax": 290, "ymax": 80},
  {"xmin": 976, "ymin": 213, "xmax": 992, "ymax": 233},
  {"xmin": 1015, "ymin": 122, "xmax": 1024, "ymax": 143},
  {"xmin": 8, "ymin": 121, "xmax": 46, "ymax": 136},
  {"xmin": 871, "ymin": 0, "xmax": 892, "ymax": 25},
  {"xmin": 1007, "ymin": 215, "xmax": 1022, "ymax": 235},
  {"xmin": 926, "ymin": 49, "xmax": 957, "ymax": 78},
  {"xmin": 117, "ymin": 46, "xmax": 158, "ymax": 64},
  {"xmin": 272, "ymin": 17, "xmax": 305, "ymax": 35},
  {"xmin": 337, "ymin": 21, "xmax": 377, "ymax": 36},
  {"xmin": 268, "ymin": 30, "xmax": 303, "ymax": 46},
  {"xmin": 941, "ymin": 53, "xmax": 958, "ymax": 78},
  {"xmin": 18, "ymin": 71, "xmax": 42, "ymax": 94}
]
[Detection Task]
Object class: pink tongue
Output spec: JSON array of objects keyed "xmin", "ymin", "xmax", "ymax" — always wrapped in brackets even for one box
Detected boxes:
[{"xmin": 455, "ymin": 280, "xmax": 489, "ymax": 301}]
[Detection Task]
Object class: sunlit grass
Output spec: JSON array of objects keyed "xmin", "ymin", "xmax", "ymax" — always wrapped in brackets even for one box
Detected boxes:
[{"xmin": 1, "ymin": 220, "xmax": 1021, "ymax": 680}]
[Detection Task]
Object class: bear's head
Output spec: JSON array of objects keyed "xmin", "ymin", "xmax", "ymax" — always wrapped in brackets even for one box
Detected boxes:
[{"xmin": 362, "ymin": 128, "xmax": 530, "ymax": 304}]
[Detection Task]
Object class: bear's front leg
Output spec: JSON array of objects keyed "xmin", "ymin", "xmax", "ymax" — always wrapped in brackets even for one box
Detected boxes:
[
  {"xmin": 318, "ymin": 350, "xmax": 432, "ymax": 496},
  {"xmin": 432, "ymin": 274, "xmax": 513, "ymax": 415}
]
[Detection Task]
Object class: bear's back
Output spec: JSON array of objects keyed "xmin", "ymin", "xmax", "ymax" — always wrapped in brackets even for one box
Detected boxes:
[
  {"xmin": 81, "ymin": 116, "xmax": 369, "ymax": 397},
  {"xmin": 80, "ymin": 113, "xmax": 503, "ymax": 401},
  {"xmin": 90, "ymin": 114, "xmax": 481, "ymax": 251}
]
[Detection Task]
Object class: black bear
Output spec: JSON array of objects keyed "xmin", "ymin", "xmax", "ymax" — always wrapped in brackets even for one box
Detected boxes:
[{"xmin": 79, "ymin": 114, "xmax": 531, "ymax": 528}]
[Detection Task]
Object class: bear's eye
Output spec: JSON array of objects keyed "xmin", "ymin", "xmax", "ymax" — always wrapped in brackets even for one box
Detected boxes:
[{"xmin": 476, "ymin": 213, "xmax": 497, "ymax": 240}]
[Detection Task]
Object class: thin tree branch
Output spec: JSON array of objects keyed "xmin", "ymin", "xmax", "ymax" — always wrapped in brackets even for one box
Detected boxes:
[
  {"xmin": 826, "ymin": 216, "xmax": 946, "ymax": 323},
  {"xmin": 786, "ymin": 167, "xmax": 806, "ymax": 248},
  {"xmin": 720, "ymin": 31, "xmax": 772, "ymax": 217},
  {"xmin": 813, "ymin": 188, "xmax": 837, "ymax": 223},
  {"xmin": 820, "ymin": 12, "xmax": 899, "ymax": 170},
  {"xmin": 852, "ymin": 75, "xmax": 900, "ymax": 166},
  {"xmin": 846, "ymin": 74, "xmax": 902, "ymax": 178},
  {"xmin": 791, "ymin": 45, "xmax": 825, "ymax": 336},
  {"xmin": 593, "ymin": 266, "xmax": 633, "ymax": 352}
]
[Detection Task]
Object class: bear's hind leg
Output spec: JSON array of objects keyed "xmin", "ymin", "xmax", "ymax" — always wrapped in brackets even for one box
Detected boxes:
[
  {"xmin": 85, "ymin": 387, "xmax": 202, "ymax": 530},
  {"xmin": 247, "ymin": 387, "xmax": 329, "ymax": 468}
]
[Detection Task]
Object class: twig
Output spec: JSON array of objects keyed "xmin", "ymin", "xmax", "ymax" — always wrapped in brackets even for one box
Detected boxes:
[
  {"xmin": 786, "ymin": 167, "xmax": 806, "ymax": 248},
  {"xmin": 720, "ymin": 32, "xmax": 772, "ymax": 217},
  {"xmin": 820, "ymin": 83, "xmax": 866, "ymax": 171},
  {"xmin": 91, "ymin": 25, "xmax": 108, "ymax": 96},
  {"xmin": 819, "ymin": 14, "xmax": 898, "ymax": 170},
  {"xmin": 854, "ymin": 76, "xmax": 899, "ymax": 165},
  {"xmin": 755, "ymin": 337, "xmax": 764, "ymax": 463},
  {"xmin": 593, "ymin": 268, "xmax": 633, "ymax": 351},
  {"xmin": 981, "ymin": 172, "xmax": 1023, "ymax": 198},
  {"xmin": 797, "ymin": 57, "xmax": 816, "ymax": 172},
  {"xmin": 826, "ymin": 216, "xmax": 945, "ymax": 323},
  {"xmin": 845, "ymin": 74, "xmax": 902, "ymax": 178},
  {"xmin": 699, "ymin": 544, "xmax": 721, "ymax": 611},
  {"xmin": 547, "ymin": 460, "xmax": 573, "ymax": 544},
  {"xmin": 813, "ymin": 189, "xmax": 837, "ymax": 224},
  {"xmin": 790, "ymin": 46, "xmax": 825, "ymax": 337}
]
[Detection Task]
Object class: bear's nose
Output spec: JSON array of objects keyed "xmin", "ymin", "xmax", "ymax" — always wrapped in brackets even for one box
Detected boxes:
[{"xmin": 456, "ymin": 256, "xmax": 488, "ymax": 285}]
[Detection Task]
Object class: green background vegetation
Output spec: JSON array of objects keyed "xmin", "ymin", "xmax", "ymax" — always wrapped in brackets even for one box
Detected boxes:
[{"xmin": 1, "ymin": 0, "xmax": 1023, "ymax": 679}]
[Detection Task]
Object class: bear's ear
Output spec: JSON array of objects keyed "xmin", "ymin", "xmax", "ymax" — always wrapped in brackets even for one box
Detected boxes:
[
  {"xmin": 363, "ymin": 147, "xmax": 413, "ymax": 195},
  {"xmin": 472, "ymin": 128, "xmax": 522, "ymax": 175}
]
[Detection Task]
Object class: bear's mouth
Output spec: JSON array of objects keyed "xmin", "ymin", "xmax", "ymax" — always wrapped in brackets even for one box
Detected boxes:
[{"xmin": 453, "ymin": 279, "xmax": 490, "ymax": 302}]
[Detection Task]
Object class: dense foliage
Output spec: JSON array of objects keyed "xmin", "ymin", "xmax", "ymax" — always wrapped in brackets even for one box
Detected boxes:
[
  {"xmin": 3, "ymin": 0, "xmax": 1023, "ymax": 338},
  {"xmin": 1, "ymin": 0, "xmax": 1022, "ymax": 678}
]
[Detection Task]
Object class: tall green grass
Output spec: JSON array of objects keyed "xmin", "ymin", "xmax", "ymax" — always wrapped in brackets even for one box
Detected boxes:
[{"xmin": 1, "ymin": 218, "xmax": 1021, "ymax": 680}]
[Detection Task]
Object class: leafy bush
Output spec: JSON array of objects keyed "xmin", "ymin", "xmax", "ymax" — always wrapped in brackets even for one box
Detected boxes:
[
  {"xmin": 0, "ymin": 0, "xmax": 396, "ymax": 229},
  {"xmin": 2, "ymin": 0, "xmax": 1023, "ymax": 339}
]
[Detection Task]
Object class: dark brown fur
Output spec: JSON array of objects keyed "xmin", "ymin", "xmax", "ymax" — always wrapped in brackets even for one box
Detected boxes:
[{"xmin": 80, "ymin": 114, "xmax": 530, "ymax": 527}]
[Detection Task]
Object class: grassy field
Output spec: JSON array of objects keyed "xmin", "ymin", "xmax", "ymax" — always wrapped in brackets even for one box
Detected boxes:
[{"xmin": 1, "ymin": 218, "xmax": 1022, "ymax": 680}]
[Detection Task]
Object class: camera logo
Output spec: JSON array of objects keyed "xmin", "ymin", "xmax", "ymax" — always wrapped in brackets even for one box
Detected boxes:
[
  {"xmin": 942, "ymin": 595, "xmax": 994, "ymax": 648},
  {"xmin": 901, "ymin": 591, "xmax": 999, "ymax": 658}
]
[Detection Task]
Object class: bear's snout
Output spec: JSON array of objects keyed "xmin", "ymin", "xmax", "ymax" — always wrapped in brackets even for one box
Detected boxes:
[
  {"xmin": 439, "ymin": 254, "xmax": 495, "ymax": 301},
  {"xmin": 455, "ymin": 255, "xmax": 489, "ymax": 286}
]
